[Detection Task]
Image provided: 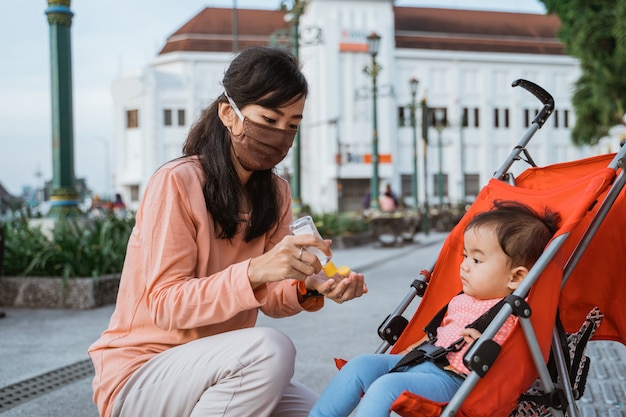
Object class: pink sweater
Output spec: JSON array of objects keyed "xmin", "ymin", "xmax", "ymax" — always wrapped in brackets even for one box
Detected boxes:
[{"xmin": 88, "ymin": 157, "xmax": 323, "ymax": 417}]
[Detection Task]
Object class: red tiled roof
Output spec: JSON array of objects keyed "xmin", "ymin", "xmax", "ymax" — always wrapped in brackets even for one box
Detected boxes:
[
  {"xmin": 158, "ymin": 6, "xmax": 564, "ymax": 56},
  {"xmin": 159, "ymin": 7, "xmax": 289, "ymax": 54},
  {"xmin": 394, "ymin": 7, "xmax": 564, "ymax": 54}
]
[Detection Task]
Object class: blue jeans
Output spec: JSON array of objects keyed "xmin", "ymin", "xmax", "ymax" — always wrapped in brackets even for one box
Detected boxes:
[{"xmin": 309, "ymin": 354, "xmax": 464, "ymax": 417}]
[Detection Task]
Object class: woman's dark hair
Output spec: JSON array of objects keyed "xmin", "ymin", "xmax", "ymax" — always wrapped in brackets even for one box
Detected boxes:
[
  {"xmin": 465, "ymin": 200, "xmax": 561, "ymax": 269},
  {"xmin": 182, "ymin": 46, "xmax": 308, "ymax": 241}
]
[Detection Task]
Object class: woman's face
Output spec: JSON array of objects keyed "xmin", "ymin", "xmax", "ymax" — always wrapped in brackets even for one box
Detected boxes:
[
  {"xmin": 219, "ymin": 94, "xmax": 306, "ymax": 179},
  {"xmin": 230, "ymin": 95, "xmax": 306, "ymax": 135}
]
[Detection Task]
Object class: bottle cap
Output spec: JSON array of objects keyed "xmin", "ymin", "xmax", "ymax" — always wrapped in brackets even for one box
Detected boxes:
[
  {"xmin": 322, "ymin": 261, "xmax": 338, "ymax": 277},
  {"xmin": 336, "ymin": 265, "xmax": 351, "ymax": 276},
  {"xmin": 322, "ymin": 261, "xmax": 351, "ymax": 278}
]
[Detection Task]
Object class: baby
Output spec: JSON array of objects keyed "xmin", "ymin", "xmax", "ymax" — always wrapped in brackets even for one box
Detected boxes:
[{"xmin": 309, "ymin": 200, "xmax": 561, "ymax": 417}]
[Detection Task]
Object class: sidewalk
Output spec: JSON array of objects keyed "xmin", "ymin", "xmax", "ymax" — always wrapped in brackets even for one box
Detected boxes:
[{"xmin": 1, "ymin": 231, "xmax": 625, "ymax": 416}]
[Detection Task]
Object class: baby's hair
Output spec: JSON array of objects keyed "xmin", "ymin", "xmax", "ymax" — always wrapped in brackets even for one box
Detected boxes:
[{"xmin": 465, "ymin": 200, "xmax": 561, "ymax": 268}]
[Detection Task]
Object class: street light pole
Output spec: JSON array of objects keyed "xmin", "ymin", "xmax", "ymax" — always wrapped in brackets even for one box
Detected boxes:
[
  {"xmin": 284, "ymin": 0, "xmax": 305, "ymax": 213},
  {"xmin": 364, "ymin": 32, "xmax": 381, "ymax": 211},
  {"xmin": 421, "ymin": 99, "xmax": 430, "ymax": 235},
  {"xmin": 279, "ymin": 0, "xmax": 324, "ymax": 214},
  {"xmin": 409, "ymin": 78, "xmax": 419, "ymax": 211},
  {"xmin": 434, "ymin": 108, "xmax": 445, "ymax": 207},
  {"xmin": 46, "ymin": 0, "xmax": 80, "ymax": 217}
]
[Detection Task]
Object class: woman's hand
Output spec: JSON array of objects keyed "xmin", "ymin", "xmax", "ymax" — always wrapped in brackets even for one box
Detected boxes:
[
  {"xmin": 304, "ymin": 270, "xmax": 368, "ymax": 304},
  {"xmin": 247, "ymin": 234, "xmax": 331, "ymax": 289}
]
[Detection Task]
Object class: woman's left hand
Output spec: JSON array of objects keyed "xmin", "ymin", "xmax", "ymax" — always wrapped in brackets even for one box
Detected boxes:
[{"xmin": 305, "ymin": 271, "xmax": 367, "ymax": 304}]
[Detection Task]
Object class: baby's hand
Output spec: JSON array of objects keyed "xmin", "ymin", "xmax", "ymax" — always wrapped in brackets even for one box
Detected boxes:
[{"xmin": 461, "ymin": 328, "xmax": 482, "ymax": 344}]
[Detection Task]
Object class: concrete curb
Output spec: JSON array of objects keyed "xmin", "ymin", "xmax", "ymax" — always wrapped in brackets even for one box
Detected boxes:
[{"xmin": 0, "ymin": 274, "xmax": 120, "ymax": 309}]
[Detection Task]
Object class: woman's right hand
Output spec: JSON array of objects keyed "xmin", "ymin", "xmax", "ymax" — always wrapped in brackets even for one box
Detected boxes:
[{"xmin": 247, "ymin": 234, "xmax": 332, "ymax": 289}]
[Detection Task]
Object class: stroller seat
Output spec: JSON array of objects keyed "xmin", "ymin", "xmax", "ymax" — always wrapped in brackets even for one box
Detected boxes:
[{"xmin": 382, "ymin": 151, "xmax": 625, "ymax": 416}]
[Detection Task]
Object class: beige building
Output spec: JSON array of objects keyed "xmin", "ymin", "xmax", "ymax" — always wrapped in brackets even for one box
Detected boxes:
[{"xmin": 112, "ymin": 0, "xmax": 591, "ymax": 213}]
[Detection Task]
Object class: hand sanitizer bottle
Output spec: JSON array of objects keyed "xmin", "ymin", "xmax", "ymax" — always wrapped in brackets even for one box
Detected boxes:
[{"xmin": 289, "ymin": 216, "xmax": 350, "ymax": 278}]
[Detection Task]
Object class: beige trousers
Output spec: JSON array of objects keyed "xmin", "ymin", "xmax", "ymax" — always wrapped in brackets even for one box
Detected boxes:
[{"xmin": 111, "ymin": 327, "xmax": 318, "ymax": 417}]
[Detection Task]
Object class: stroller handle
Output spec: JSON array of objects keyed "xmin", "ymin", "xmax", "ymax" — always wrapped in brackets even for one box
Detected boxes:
[{"xmin": 512, "ymin": 79, "xmax": 555, "ymax": 128}]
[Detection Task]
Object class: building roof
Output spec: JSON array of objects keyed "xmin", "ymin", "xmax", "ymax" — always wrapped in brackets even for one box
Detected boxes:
[
  {"xmin": 159, "ymin": 7, "xmax": 289, "ymax": 54},
  {"xmin": 394, "ymin": 7, "xmax": 564, "ymax": 55},
  {"xmin": 159, "ymin": 6, "xmax": 564, "ymax": 56}
]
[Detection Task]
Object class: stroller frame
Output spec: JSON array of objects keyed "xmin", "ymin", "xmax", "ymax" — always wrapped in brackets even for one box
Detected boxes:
[{"xmin": 375, "ymin": 79, "xmax": 626, "ymax": 416}]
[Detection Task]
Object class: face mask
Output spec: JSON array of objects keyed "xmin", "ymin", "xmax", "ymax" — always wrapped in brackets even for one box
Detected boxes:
[{"xmin": 225, "ymin": 93, "xmax": 297, "ymax": 171}]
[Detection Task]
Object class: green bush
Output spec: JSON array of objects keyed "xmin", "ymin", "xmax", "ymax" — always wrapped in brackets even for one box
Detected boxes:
[
  {"xmin": 1, "ymin": 215, "xmax": 134, "ymax": 279},
  {"xmin": 311, "ymin": 211, "xmax": 370, "ymax": 238},
  {"xmin": 0, "ymin": 211, "xmax": 368, "ymax": 279}
]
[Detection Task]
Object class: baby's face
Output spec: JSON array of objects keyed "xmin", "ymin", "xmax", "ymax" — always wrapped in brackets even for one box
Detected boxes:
[{"xmin": 460, "ymin": 225, "xmax": 516, "ymax": 300}]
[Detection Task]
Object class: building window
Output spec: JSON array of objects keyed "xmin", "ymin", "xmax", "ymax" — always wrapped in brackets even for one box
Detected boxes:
[
  {"xmin": 461, "ymin": 107, "xmax": 480, "ymax": 128},
  {"xmin": 564, "ymin": 109, "xmax": 570, "ymax": 128},
  {"xmin": 432, "ymin": 173, "xmax": 448, "ymax": 200},
  {"xmin": 398, "ymin": 106, "xmax": 407, "ymax": 127},
  {"xmin": 126, "ymin": 109, "xmax": 139, "ymax": 129},
  {"xmin": 464, "ymin": 174, "xmax": 480, "ymax": 198},
  {"xmin": 494, "ymin": 108, "xmax": 509, "ymax": 128},
  {"xmin": 178, "ymin": 109, "xmax": 186, "ymax": 126},
  {"xmin": 429, "ymin": 107, "xmax": 448, "ymax": 127},
  {"xmin": 554, "ymin": 109, "xmax": 559, "ymax": 128},
  {"xmin": 524, "ymin": 109, "xmax": 539, "ymax": 128},
  {"xmin": 130, "ymin": 184, "xmax": 140, "ymax": 202},
  {"xmin": 164, "ymin": 109, "xmax": 172, "ymax": 126},
  {"xmin": 401, "ymin": 174, "xmax": 412, "ymax": 199}
]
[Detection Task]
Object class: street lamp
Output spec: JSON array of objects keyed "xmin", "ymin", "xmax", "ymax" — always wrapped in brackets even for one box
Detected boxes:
[
  {"xmin": 421, "ymin": 99, "xmax": 430, "ymax": 235},
  {"xmin": 283, "ymin": 0, "xmax": 305, "ymax": 214},
  {"xmin": 277, "ymin": 0, "xmax": 323, "ymax": 214},
  {"xmin": 364, "ymin": 32, "xmax": 381, "ymax": 210},
  {"xmin": 46, "ymin": 0, "xmax": 80, "ymax": 217},
  {"xmin": 434, "ymin": 108, "xmax": 446, "ymax": 207},
  {"xmin": 409, "ymin": 78, "xmax": 419, "ymax": 211}
]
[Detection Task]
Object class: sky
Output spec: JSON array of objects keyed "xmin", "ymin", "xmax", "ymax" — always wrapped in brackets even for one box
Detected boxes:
[{"xmin": 0, "ymin": 0, "xmax": 546, "ymax": 199}]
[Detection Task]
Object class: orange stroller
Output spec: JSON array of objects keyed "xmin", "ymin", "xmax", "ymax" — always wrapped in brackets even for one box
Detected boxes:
[{"xmin": 372, "ymin": 80, "xmax": 626, "ymax": 416}]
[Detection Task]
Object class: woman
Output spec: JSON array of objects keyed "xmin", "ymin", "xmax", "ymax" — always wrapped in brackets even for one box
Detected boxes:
[{"xmin": 89, "ymin": 46, "xmax": 367, "ymax": 417}]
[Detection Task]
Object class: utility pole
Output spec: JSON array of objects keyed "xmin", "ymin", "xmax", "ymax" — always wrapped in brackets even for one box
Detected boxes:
[{"xmin": 46, "ymin": 0, "xmax": 80, "ymax": 217}]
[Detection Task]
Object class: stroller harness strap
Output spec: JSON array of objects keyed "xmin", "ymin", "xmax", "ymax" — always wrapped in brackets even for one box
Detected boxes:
[{"xmin": 389, "ymin": 297, "xmax": 507, "ymax": 374}]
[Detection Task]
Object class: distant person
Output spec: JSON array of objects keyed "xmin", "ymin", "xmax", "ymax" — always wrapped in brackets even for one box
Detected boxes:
[
  {"xmin": 113, "ymin": 193, "xmax": 126, "ymax": 210},
  {"xmin": 362, "ymin": 190, "xmax": 371, "ymax": 210},
  {"xmin": 112, "ymin": 193, "xmax": 127, "ymax": 218},
  {"xmin": 88, "ymin": 46, "xmax": 367, "ymax": 417},
  {"xmin": 380, "ymin": 184, "xmax": 399, "ymax": 212},
  {"xmin": 309, "ymin": 200, "xmax": 560, "ymax": 417}
]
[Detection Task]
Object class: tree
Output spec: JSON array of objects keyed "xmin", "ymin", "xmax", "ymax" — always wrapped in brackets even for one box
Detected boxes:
[{"xmin": 540, "ymin": 0, "xmax": 626, "ymax": 145}]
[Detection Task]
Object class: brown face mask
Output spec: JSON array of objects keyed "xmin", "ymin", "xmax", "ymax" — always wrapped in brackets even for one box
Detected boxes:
[{"xmin": 226, "ymin": 93, "xmax": 297, "ymax": 171}]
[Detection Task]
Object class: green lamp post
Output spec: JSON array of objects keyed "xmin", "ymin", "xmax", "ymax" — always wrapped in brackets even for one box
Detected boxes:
[
  {"xmin": 46, "ymin": 0, "xmax": 80, "ymax": 217},
  {"xmin": 421, "ymin": 98, "xmax": 430, "ymax": 235},
  {"xmin": 434, "ymin": 108, "xmax": 446, "ymax": 207},
  {"xmin": 281, "ymin": 0, "xmax": 306, "ymax": 214},
  {"xmin": 364, "ymin": 32, "xmax": 382, "ymax": 211},
  {"xmin": 409, "ymin": 78, "xmax": 419, "ymax": 211}
]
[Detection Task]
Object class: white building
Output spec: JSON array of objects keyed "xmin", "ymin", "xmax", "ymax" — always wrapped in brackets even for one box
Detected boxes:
[{"xmin": 112, "ymin": 0, "xmax": 593, "ymax": 213}]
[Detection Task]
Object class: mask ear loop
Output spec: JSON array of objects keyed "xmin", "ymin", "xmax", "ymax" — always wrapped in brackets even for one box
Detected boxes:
[{"xmin": 224, "ymin": 91, "xmax": 245, "ymax": 122}]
